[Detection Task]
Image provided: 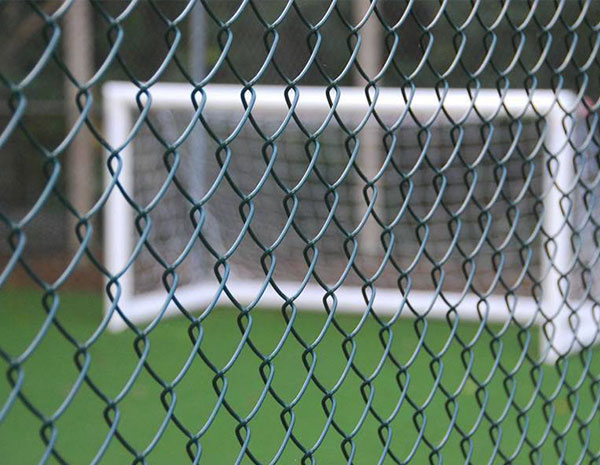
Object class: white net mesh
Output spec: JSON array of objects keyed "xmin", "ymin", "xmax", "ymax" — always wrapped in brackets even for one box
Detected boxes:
[{"xmin": 129, "ymin": 102, "xmax": 551, "ymax": 303}]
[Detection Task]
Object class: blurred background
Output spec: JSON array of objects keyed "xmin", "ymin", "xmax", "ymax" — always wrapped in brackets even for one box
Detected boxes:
[{"xmin": 2, "ymin": 0, "xmax": 599, "ymax": 292}]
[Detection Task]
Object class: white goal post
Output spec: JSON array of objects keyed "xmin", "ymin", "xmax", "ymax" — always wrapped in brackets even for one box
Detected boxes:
[{"xmin": 102, "ymin": 81, "xmax": 597, "ymax": 363}]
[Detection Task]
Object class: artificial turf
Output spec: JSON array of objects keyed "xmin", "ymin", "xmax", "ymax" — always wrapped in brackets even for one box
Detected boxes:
[{"xmin": 0, "ymin": 287, "xmax": 599, "ymax": 464}]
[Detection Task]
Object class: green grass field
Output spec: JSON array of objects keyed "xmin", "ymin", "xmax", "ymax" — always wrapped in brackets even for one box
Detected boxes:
[{"xmin": 1, "ymin": 288, "xmax": 599, "ymax": 464}]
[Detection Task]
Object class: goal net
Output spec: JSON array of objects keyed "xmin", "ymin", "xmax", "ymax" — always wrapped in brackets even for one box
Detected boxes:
[{"xmin": 102, "ymin": 82, "xmax": 596, "ymax": 361}]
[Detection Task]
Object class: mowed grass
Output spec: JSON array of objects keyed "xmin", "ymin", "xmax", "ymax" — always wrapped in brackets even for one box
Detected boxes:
[{"xmin": 1, "ymin": 287, "xmax": 599, "ymax": 464}]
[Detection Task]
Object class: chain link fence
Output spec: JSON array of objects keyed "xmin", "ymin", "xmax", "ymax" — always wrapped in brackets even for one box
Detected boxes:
[{"xmin": 2, "ymin": 1, "xmax": 600, "ymax": 463}]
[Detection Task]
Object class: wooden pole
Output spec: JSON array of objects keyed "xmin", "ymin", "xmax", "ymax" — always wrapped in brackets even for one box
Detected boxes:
[
  {"xmin": 63, "ymin": 0, "xmax": 94, "ymax": 252},
  {"xmin": 353, "ymin": 0, "xmax": 382, "ymax": 257}
]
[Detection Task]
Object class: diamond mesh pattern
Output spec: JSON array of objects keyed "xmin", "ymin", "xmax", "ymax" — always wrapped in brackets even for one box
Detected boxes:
[{"xmin": 2, "ymin": 1, "xmax": 600, "ymax": 464}]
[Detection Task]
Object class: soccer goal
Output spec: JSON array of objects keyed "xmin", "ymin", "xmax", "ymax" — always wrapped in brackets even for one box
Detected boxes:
[{"xmin": 102, "ymin": 81, "xmax": 597, "ymax": 362}]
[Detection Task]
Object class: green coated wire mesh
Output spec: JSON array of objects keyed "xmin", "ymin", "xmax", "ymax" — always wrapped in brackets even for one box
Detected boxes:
[{"xmin": 2, "ymin": 1, "xmax": 600, "ymax": 464}]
